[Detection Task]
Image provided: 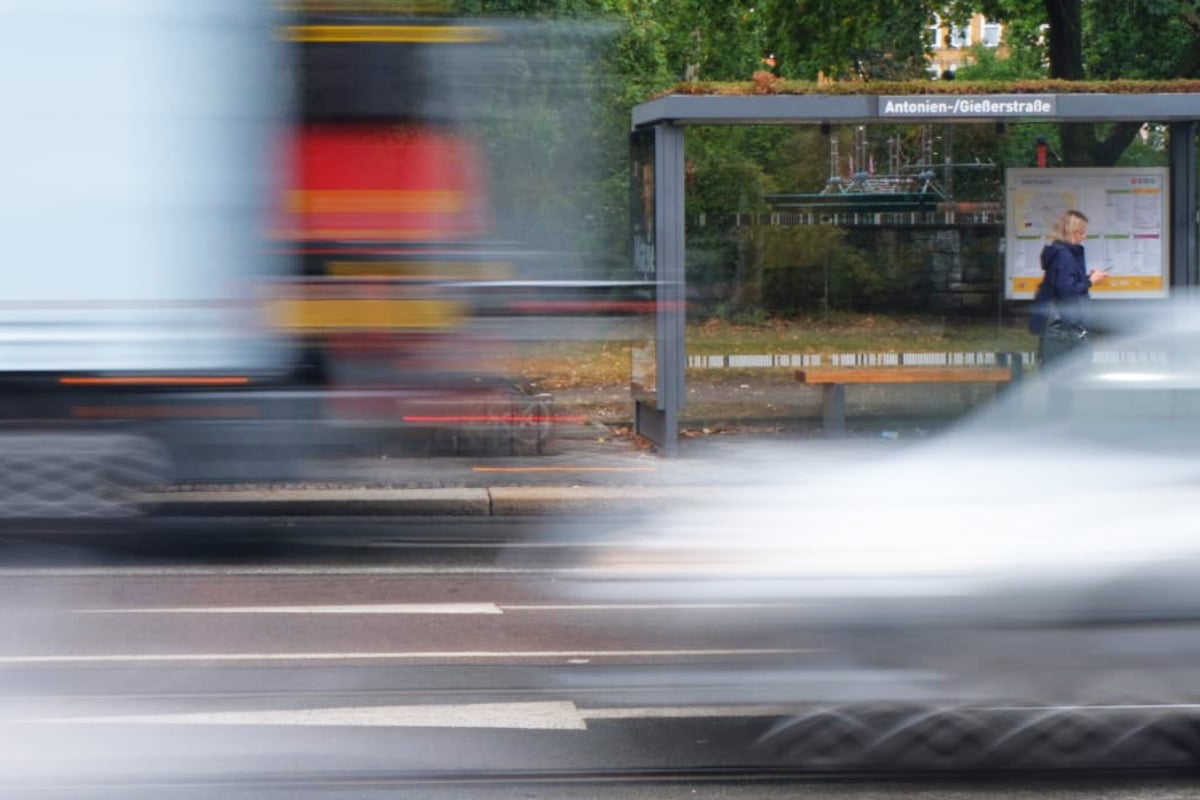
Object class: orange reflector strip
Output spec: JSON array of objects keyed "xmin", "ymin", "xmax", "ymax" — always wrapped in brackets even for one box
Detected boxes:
[
  {"xmin": 60, "ymin": 376, "xmax": 251, "ymax": 387},
  {"xmin": 277, "ymin": 228, "xmax": 465, "ymax": 241},
  {"xmin": 401, "ymin": 415, "xmax": 587, "ymax": 424},
  {"xmin": 472, "ymin": 466, "xmax": 656, "ymax": 474},
  {"xmin": 71, "ymin": 406, "xmax": 260, "ymax": 419}
]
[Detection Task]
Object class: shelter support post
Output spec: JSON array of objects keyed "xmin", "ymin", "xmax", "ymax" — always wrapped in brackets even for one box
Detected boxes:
[
  {"xmin": 1170, "ymin": 121, "xmax": 1199, "ymax": 288},
  {"xmin": 634, "ymin": 123, "xmax": 686, "ymax": 454}
]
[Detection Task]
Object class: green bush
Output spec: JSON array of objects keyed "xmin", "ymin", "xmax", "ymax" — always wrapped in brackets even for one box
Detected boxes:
[{"xmin": 749, "ymin": 224, "xmax": 934, "ymax": 314}]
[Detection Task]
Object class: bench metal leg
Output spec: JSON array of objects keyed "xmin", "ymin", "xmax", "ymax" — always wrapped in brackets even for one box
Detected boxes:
[{"xmin": 822, "ymin": 384, "xmax": 846, "ymax": 437}]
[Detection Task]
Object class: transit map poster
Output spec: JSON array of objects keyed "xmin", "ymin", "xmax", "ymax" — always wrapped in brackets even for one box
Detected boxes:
[{"xmin": 1005, "ymin": 167, "xmax": 1169, "ymax": 299}]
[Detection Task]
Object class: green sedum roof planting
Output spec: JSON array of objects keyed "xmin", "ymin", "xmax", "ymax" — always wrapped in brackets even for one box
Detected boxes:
[{"xmin": 656, "ymin": 79, "xmax": 1200, "ymax": 99}]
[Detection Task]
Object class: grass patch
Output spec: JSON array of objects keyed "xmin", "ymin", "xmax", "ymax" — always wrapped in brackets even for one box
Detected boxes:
[
  {"xmin": 507, "ymin": 314, "xmax": 1036, "ymax": 390},
  {"xmin": 688, "ymin": 314, "xmax": 1033, "ymax": 355},
  {"xmin": 508, "ymin": 339, "xmax": 631, "ymax": 391}
]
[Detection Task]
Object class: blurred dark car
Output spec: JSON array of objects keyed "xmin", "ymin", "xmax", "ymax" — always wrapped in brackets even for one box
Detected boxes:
[{"xmin": 564, "ymin": 305, "xmax": 1200, "ymax": 769}]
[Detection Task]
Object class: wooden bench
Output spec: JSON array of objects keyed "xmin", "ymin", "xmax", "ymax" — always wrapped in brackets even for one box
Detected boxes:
[{"xmin": 795, "ymin": 365, "xmax": 1019, "ymax": 436}]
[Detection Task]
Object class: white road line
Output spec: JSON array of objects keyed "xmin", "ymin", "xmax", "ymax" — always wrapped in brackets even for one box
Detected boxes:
[
  {"xmin": 78, "ymin": 603, "xmax": 504, "ymax": 615},
  {"xmin": 501, "ymin": 603, "xmax": 810, "ymax": 611},
  {"xmin": 72, "ymin": 601, "xmax": 806, "ymax": 615},
  {"xmin": 980, "ymin": 703, "xmax": 1200, "ymax": 711},
  {"xmin": 0, "ymin": 648, "xmax": 819, "ymax": 666},
  {"xmin": 0, "ymin": 566, "xmax": 592, "ymax": 578},
  {"xmin": 581, "ymin": 705, "xmax": 797, "ymax": 720},
  {"xmin": 27, "ymin": 701, "xmax": 798, "ymax": 729},
  {"xmin": 357, "ymin": 540, "xmax": 638, "ymax": 550},
  {"xmin": 28, "ymin": 701, "xmax": 588, "ymax": 730},
  {"xmin": 34, "ymin": 701, "xmax": 1200, "ymax": 731}
]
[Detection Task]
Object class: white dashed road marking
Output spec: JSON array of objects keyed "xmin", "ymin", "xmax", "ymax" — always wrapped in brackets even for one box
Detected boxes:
[
  {"xmin": 29, "ymin": 701, "xmax": 589, "ymax": 730},
  {"xmin": 27, "ymin": 702, "xmax": 799, "ymax": 729},
  {"xmin": 0, "ymin": 648, "xmax": 817, "ymax": 666},
  {"xmin": 79, "ymin": 603, "xmax": 504, "ymax": 615}
]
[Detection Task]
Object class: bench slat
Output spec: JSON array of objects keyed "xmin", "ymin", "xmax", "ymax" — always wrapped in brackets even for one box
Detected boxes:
[{"xmin": 796, "ymin": 366, "xmax": 1012, "ymax": 385}]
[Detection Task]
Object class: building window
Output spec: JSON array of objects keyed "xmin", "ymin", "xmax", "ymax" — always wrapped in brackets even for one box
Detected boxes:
[
  {"xmin": 948, "ymin": 21, "xmax": 970, "ymax": 48},
  {"xmin": 982, "ymin": 18, "xmax": 1002, "ymax": 47},
  {"xmin": 929, "ymin": 13, "xmax": 944, "ymax": 49}
]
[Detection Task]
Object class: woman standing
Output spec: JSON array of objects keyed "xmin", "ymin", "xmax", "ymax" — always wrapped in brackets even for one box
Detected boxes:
[{"xmin": 1036, "ymin": 209, "xmax": 1108, "ymax": 364}]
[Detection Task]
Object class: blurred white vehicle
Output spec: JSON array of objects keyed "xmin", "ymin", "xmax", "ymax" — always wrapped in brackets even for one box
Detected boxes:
[{"xmin": 566, "ymin": 308, "xmax": 1200, "ymax": 768}]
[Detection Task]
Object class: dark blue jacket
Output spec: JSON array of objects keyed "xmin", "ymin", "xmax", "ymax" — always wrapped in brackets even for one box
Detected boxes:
[{"xmin": 1040, "ymin": 239, "xmax": 1091, "ymax": 328}]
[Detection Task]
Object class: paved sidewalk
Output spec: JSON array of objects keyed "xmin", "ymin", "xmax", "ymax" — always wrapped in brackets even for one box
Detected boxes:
[{"xmin": 151, "ymin": 420, "xmax": 921, "ymax": 517}]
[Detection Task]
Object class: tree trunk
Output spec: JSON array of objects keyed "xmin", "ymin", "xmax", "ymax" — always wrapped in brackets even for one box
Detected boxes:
[
  {"xmin": 1044, "ymin": 0, "xmax": 1083, "ymax": 80},
  {"xmin": 1045, "ymin": 0, "xmax": 1141, "ymax": 167}
]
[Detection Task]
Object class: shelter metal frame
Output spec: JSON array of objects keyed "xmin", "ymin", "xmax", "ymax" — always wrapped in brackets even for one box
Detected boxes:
[{"xmin": 631, "ymin": 92, "xmax": 1200, "ymax": 452}]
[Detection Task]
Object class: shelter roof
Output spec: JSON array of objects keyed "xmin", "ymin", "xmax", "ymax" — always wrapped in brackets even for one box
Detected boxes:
[{"xmin": 633, "ymin": 80, "xmax": 1200, "ymax": 127}]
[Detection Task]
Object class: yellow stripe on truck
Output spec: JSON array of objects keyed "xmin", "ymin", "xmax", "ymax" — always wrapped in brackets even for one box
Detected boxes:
[
  {"xmin": 285, "ymin": 25, "xmax": 498, "ymax": 43},
  {"xmin": 285, "ymin": 190, "xmax": 466, "ymax": 215},
  {"xmin": 266, "ymin": 298, "xmax": 467, "ymax": 331},
  {"xmin": 60, "ymin": 376, "xmax": 250, "ymax": 387},
  {"xmin": 326, "ymin": 261, "xmax": 513, "ymax": 280}
]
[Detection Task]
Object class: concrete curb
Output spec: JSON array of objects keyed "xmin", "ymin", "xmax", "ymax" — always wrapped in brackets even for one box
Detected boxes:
[
  {"xmin": 487, "ymin": 486, "xmax": 702, "ymax": 515},
  {"xmin": 148, "ymin": 485, "xmax": 707, "ymax": 517}
]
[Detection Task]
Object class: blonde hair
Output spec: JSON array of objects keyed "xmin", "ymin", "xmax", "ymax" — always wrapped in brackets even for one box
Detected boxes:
[{"xmin": 1050, "ymin": 209, "xmax": 1089, "ymax": 243}]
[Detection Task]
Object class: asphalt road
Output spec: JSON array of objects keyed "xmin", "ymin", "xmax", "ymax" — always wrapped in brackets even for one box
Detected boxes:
[{"xmin": 0, "ymin": 516, "xmax": 1196, "ymax": 798}]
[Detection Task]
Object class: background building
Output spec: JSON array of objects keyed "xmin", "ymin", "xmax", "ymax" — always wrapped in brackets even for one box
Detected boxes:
[{"xmin": 928, "ymin": 13, "xmax": 1005, "ymax": 77}]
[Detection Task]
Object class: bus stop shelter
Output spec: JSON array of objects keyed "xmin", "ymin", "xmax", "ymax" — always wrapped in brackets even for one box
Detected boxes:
[{"xmin": 631, "ymin": 91, "xmax": 1200, "ymax": 452}]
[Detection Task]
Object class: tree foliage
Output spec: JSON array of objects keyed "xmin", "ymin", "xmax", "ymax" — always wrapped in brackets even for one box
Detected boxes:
[
  {"xmin": 954, "ymin": 0, "xmax": 1200, "ymax": 165},
  {"xmin": 760, "ymin": 0, "xmax": 932, "ymax": 81},
  {"xmin": 441, "ymin": 0, "xmax": 1199, "ymax": 304},
  {"xmin": 742, "ymin": 0, "xmax": 1200, "ymax": 165}
]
